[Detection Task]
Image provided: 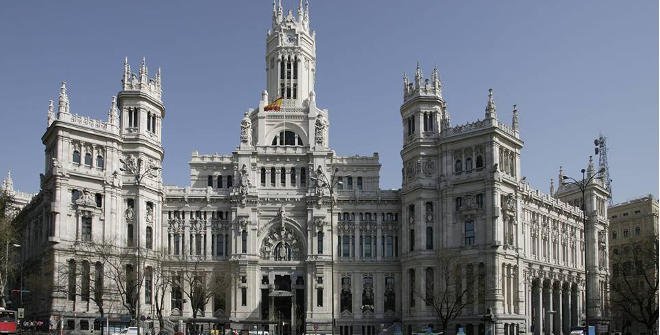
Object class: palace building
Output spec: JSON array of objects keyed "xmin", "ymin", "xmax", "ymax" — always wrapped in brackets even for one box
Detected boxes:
[{"xmin": 8, "ymin": 2, "xmax": 610, "ymax": 335}]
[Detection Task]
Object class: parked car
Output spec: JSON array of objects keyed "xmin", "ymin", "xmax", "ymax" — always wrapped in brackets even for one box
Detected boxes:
[{"xmin": 113, "ymin": 327, "xmax": 146, "ymax": 335}]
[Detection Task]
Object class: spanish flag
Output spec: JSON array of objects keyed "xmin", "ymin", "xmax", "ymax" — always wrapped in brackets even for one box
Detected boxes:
[{"xmin": 264, "ymin": 97, "xmax": 283, "ymax": 111}]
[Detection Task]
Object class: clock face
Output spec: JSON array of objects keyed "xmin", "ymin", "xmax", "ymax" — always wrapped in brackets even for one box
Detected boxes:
[{"xmin": 285, "ymin": 33, "xmax": 296, "ymax": 45}]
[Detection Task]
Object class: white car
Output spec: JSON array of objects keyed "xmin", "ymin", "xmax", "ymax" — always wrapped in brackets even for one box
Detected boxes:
[{"xmin": 113, "ymin": 327, "xmax": 146, "ymax": 335}]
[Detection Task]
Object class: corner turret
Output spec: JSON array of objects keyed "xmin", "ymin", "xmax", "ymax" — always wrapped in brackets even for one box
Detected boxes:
[{"xmin": 400, "ymin": 63, "xmax": 448, "ymax": 146}]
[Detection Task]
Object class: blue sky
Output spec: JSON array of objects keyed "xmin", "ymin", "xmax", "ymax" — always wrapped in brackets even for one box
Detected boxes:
[{"xmin": 0, "ymin": 1, "xmax": 657, "ymax": 203}]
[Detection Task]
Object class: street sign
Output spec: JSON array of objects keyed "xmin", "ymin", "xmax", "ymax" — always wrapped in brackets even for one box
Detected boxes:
[{"xmin": 17, "ymin": 308, "xmax": 24, "ymax": 319}]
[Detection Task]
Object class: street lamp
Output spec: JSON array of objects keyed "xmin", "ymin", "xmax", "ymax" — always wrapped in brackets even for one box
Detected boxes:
[
  {"xmin": 561, "ymin": 164, "xmax": 605, "ymax": 329},
  {"xmin": 3, "ymin": 242, "xmax": 20, "ymax": 308},
  {"xmin": 120, "ymin": 157, "xmax": 160, "ymax": 335},
  {"xmin": 310, "ymin": 166, "xmax": 341, "ymax": 335}
]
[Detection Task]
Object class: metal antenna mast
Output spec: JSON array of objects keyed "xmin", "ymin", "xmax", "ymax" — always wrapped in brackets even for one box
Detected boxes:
[{"xmin": 594, "ymin": 135, "xmax": 613, "ymax": 203}]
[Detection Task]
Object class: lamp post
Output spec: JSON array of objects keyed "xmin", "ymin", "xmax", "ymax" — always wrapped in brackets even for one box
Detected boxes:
[
  {"xmin": 120, "ymin": 157, "xmax": 160, "ymax": 335},
  {"xmin": 3, "ymin": 242, "xmax": 20, "ymax": 308},
  {"xmin": 562, "ymin": 165, "xmax": 604, "ymax": 330},
  {"xmin": 310, "ymin": 166, "xmax": 341, "ymax": 335}
]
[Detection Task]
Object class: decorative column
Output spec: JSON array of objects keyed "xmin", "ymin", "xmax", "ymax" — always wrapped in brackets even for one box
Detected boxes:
[
  {"xmin": 534, "ymin": 280, "xmax": 543, "ymax": 335},
  {"xmin": 545, "ymin": 282, "xmax": 553, "ymax": 335}
]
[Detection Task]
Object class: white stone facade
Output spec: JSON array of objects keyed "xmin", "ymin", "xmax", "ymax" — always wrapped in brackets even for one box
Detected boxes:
[{"xmin": 11, "ymin": 2, "xmax": 610, "ymax": 335}]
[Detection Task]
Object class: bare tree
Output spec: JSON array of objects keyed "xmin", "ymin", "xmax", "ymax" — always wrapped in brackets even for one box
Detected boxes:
[
  {"xmin": 418, "ymin": 253, "xmax": 469, "ymax": 333},
  {"xmin": 177, "ymin": 257, "xmax": 230, "ymax": 334},
  {"xmin": 610, "ymin": 236, "xmax": 659, "ymax": 333},
  {"xmin": 151, "ymin": 252, "xmax": 172, "ymax": 332},
  {"xmin": 0, "ymin": 189, "xmax": 17, "ymax": 308},
  {"xmin": 78, "ymin": 241, "xmax": 143, "ymax": 317}
]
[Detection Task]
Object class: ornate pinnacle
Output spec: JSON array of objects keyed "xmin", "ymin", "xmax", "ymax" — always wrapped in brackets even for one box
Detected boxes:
[
  {"xmin": 2, "ymin": 170, "xmax": 13, "ymax": 193},
  {"xmin": 58, "ymin": 81, "xmax": 70, "ymax": 115},
  {"xmin": 139, "ymin": 57, "xmax": 148, "ymax": 83},
  {"xmin": 108, "ymin": 96, "xmax": 119, "ymax": 125},
  {"xmin": 485, "ymin": 88, "xmax": 496, "ymax": 118},
  {"xmin": 512, "ymin": 104, "xmax": 519, "ymax": 132},
  {"xmin": 414, "ymin": 62, "xmax": 423, "ymax": 88}
]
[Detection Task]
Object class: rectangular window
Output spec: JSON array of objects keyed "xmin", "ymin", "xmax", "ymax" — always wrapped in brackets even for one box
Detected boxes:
[
  {"xmin": 455, "ymin": 197, "xmax": 462, "ymax": 211},
  {"xmin": 301, "ymin": 168, "xmax": 306, "ymax": 187},
  {"xmin": 347, "ymin": 176, "xmax": 353, "ymax": 189},
  {"xmin": 337, "ymin": 177, "xmax": 343, "ymax": 190},
  {"xmin": 357, "ymin": 177, "xmax": 363, "ymax": 190},
  {"xmin": 127, "ymin": 224, "xmax": 134, "ymax": 247},
  {"xmin": 281, "ymin": 167, "xmax": 286, "ymax": 186},
  {"xmin": 196, "ymin": 234, "xmax": 202, "ymax": 256},
  {"xmin": 386, "ymin": 236, "xmax": 393, "ymax": 257},
  {"xmin": 241, "ymin": 287, "xmax": 247, "ymax": 306},
  {"xmin": 207, "ymin": 175, "xmax": 213, "ymax": 187},
  {"xmin": 465, "ymin": 220, "xmax": 475, "ymax": 245},
  {"xmin": 82, "ymin": 217, "xmax": 92, "ymax": 241},
  {"xmin": 174, "ymin": 234, "xmax": 180, "ymax": 255},
  {"xmin": 364, "ymin": 236, "xmax": 372, "ymax": 258},
  {"xmin": 317, "ymin": 288, "xmax": 323, "ymax": 307},
  {"xmin": 409, "ymin": 229, "xmax": 415, "ymax": 251},
  {"xmin": 426, "ymin": 226, "xmax": 433, "ymax": 250},
  {"xmin": 242, "ymin": 231, "xmax": 248, "ymax": 253},
  {"xmin": 217, "ymin": 176, "xmax": 223, "ymax": 188},
  {"xmin": 476, "ymin": 194, "xmax": 483, "ymax": 208},
  {"xmin": 342, "ymin": 235, "xmax": 351, "ymax": 257},
  {"xmin": 145, "ymin": 269, "xmax": 153, "ymax": 304}
]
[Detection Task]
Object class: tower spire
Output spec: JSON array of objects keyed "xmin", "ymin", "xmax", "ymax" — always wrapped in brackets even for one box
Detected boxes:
[
  {"xmin": 139, "ymin": 57, "xmax": 148, "ymax": 84},
  {"xmin": 414, "ymin": 62, "xmax": 422, "ymax": 88},
  {"xmin": 57, "ymin": 82, "xmax": 70, "ymax": 115},
  {"xmin": 432, "ymin": 66, "xmax": 442, "ymax": 97},
  {"xmin": 485, "ymin": 88, "xmax": 496, "ymax": 119},
  {"xmin": 512, "ymin": 104, "xmax": 519, "ymax": 132}
]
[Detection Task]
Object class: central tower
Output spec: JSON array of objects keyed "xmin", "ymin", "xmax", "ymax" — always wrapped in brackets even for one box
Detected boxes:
[{"xmin": 266, "ymin": 0, "xmax": 315, "ymax": 107}]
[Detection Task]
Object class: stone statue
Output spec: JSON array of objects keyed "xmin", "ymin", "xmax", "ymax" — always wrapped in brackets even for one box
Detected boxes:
[
  {"xmin": 314, "ymin": 165, "xmax": 327, "ymax": 197},
  {"xmin": 145, "ymin": 205, "xmax": 154, "ymax": 224},
  {"xmin": 238, "ymin": 164, "xmax": 250, "ymax": 204},
  {"xmin": 240, "ymin": 112, "xmax": 252, "ymax": 144},
  {"xmin": 314, "ymin": 115, "xmax": 327, "ymax": 145},
  {"xmin": 125, "ymin": 206, "xmax": 135, "ymax": 221}
]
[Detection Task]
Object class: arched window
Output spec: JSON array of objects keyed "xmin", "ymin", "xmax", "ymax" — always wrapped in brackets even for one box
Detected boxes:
[
  {"xmin": 290, "ymin": 167, "xmax": 297, "ymax": 186},
  {"xmin": 261, "ymin": 168, "xmax": 266, "ymax": 186},
  {"xmin": 73, "ymin": 150, "xmax": 81, "ymax": 164},
  {"xmin": 147, "ymin": 112, "xmax": 152, "ymax": 131},
  {"xmin": 465, "ymin": 157, "xmax": 473, "ymax": 171},
  {"xmin": 454, "ymin": 159, "xmax": 462, "ymax": 173},
  {"xmin": 270, "ymin": 167, "xmax": 276, "ymax": 186},
  {"xmin": 272, "ymin": 131, "xmax": 303, "ymax": 146},
  {"xmin": 96, "ymin": 155, "xmax": 104, "ymax": 169},
  {"xmin": 84, "ymin": 153, "xmax": 92, "ymax": 167},
  {"xmin": 146, "ymin": 226, "xmax": 153, "ymax": 249},
  {"xmin": 476, "ymin": 155, "xmax": 484, "ymax": 168}
]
